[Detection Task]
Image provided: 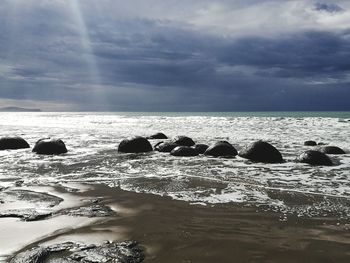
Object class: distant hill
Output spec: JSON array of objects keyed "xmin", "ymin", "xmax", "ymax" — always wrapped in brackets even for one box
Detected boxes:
[{"xmin": 0, "ymin": 106, "xmax": 42, "ymax": 112}]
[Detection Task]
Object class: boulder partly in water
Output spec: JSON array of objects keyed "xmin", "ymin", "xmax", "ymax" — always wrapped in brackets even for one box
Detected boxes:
[
  {"xmin": 147, "ymin": 132, "xmax": 168, "ymax": 139},
  {"xmin": 239, "ymin": 140, "xmax": 283, "ymax": 163},
  {"xmin": 172, "ymin": 136, "xmax": 195, "ymax": 147},
  {"xmin": 204, "ymin": 141, "xmax": 238, "ymax": 157},
  {"xmin": 0, "ymin": 137, "xmax": 30, "ymax": 150},
  {"xmin": 32, "ymin": 138, "xmax": 67, "ymax": 155},
  {"xmin": 318, "ymin": 146, "xmax": 345, "ymax": 155},
  {"xmin": 118, "ymin": 136, "xmax": 153, "ymax": 153},
  {"xmin": 296, "ymin": 150, "xmax": 333, "ymax": 166},
  {"xmin": 170, "ymin": 146, "xmax": 199, "ymax": 157}
]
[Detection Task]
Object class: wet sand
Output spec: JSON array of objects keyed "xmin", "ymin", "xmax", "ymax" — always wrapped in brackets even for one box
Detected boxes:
[{"xmin": 2, "ymin": 183, "xmax": 350, "ymax": 262}]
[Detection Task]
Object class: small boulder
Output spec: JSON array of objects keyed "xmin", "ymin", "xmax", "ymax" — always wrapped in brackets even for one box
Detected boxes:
[
  {"xmin": 0, "ymin": 137, "xmax": 30, "ymax": 150},
  {"xmin": 304, "ymin": 140, "xmax": 317, "ymax": 146},
  {"xmin": 173, "ymin": 136, "xmax": 195, "ymax": 147},
  {"xmin": 147, "ymin": 132, "xmax": 168, "ymax": 139},
  {"xmin": 296, "ymin": 150, "xmax": 333, "ymax": 166},
  {"xmin": 170, "ymin": 146, "xmax": 199, "ymax": 157},
  {"xmin": 155, "ymin": 142, "xmax": 179, "ymax": 152},
  {"xmin": 239, "ymin": 140, "xmax": 283, "ymax": 163},
  {"xmin": 118, "ymin": 136, "xmax": 153, "ymax": 153},
  {"xmin": 193, "ymin": 144, "xmax": 209, "ymax": 154},
  {"xmin": 32, "ymin": 138, "xmax": 67, "ymax": 155},
  {"xmin": 318, "ymin": 146, "xmax": 345, "ymax": 155},
  {"xmin": 204, "ymin": 141, "xmax": 238, "ymax": 157}
]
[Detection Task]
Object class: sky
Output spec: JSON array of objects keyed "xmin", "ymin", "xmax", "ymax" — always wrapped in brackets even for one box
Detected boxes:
[{"xmin": 0, "ymin": 0, "xmax": 349, "ymax": 111}]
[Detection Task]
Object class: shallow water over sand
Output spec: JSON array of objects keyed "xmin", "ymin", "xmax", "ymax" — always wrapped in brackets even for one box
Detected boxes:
[{"xmin": 0, "ymin": 112, "xmax": 349, "ymax": 218}]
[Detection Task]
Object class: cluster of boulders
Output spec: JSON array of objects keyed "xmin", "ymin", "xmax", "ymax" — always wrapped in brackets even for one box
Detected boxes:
[
  {"xmin": 118, "ymin": 133, "xmax": 347, "ymax": 166},
  {"xmin": 0, "ymin": 137, "xmax": 67, "ymax": 155},
  {"xmin": 1, "ymin": 133, "xmax": 347, "ymax": 166}
]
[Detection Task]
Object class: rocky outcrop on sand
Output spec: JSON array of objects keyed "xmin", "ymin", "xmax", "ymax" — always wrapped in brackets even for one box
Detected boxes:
[
  {"xmin": 10, "ymin": 240, "xmax": 144, "ymax": 263},
  {"xmin": 32, "ymin": 138, "xmax": 68, "ymax": 155},
  {"xmin": 204, "ymin": 141, "xmax": 238, "ymax": 157},
  {"xmin": 118, "ymin": 136, "xmax": 153, "ymax": 153},
  {"xmin": 0, "ymin": 137, "xmax": 30, "ymax": 150},
  {"xmin": 239, "ymin": 140, "xmax": 283, "ymax": 163},
  {"xmin": 296, "ymin": 150, "xmax": 333, "ymax": 166},
  {"xmin": 170, "ymin": 146, "xmax": 199, "ymax": 157}
]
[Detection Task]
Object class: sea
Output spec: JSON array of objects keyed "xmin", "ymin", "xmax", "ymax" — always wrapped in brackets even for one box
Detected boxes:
[{"xmin": 0, "ymin": 112, "xmax": 349, "ymax": 219}]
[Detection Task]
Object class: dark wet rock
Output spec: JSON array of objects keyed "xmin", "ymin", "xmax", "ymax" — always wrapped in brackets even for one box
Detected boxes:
[
  {"xmin": 0, "ymin": 137, "xmax": 30, "ymax": 150},
  {"xmin": 10, "ymin": 241, "xmax": 145, "ymax": 263},
  {"xmin": 317, "ymin": 142, "xmax": 327, "ymax": 145},
  {"xmin": 60, "ymin": 204, "xmax": 115, "ymax": 218},
  {"xmin": 0, "ymin": 209, "xmax": 52, "ymax": 221},
  {"xmin": 172, "ymin": 136, "xmax": 195, "ymax": 147},
  {"xmin": 147, "ymin": 132, "xmax": 168, "ymax": 139},
  {"xmin": 193, "ymin": 144, "xmax": 209, "ymax": 154},
  {"xmin": 170, "ymin": 146, "xmax": 199, "ymax": 157},
  {"xmin": 296, "ymin": 150, "xmax": 333, "ymax": 166},
  {"xmin": 239, "ymin": 140, "xmax": 283, "ymax": 163},
  {"xmin": 118, "ymin": 136, "xmax": 153, "ymax": 153},
  {"xmin": 32, "ymin": 138, "xmax": 68, "ymax": 155},
  {"xmin": 154, "ymin": 142, "xmax": 178, "ymax": 152},
  {"xmin": 318, "ymin": 146, "xmax": 346, "ymax": 154},
  {"xmin": 204, "ymin": 141, "xmax": 238, "ymax": 157},
  {"xmin": 304, "ymin": 140, "xmax": 317, "ymax": 146}
]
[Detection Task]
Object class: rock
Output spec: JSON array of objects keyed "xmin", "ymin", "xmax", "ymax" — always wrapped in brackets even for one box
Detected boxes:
[
  {"xmin": 170, "ymin": 146, "xmax": 199, "ymax": 157},
  {"xmin": 61, "ymin": 204, "xmax": 115, "ymax": 218},
  {"xmin": 10, "ymin": 241, "xmax": 145, "ymax": 263},
  {"xmin": 0, "ymin": 137, "xmax": 30, "ymax": 150},
  {"xmin": 317, "ymin": 142, "xmax": 327, "ymax": 145},
  {"xmin": 0, "ymin": 209, "xmax": 52, "ymax": 221},
  {"xmin": 304, "ymin": 140, "xmax": 317, "ymax": 146},
  {"xmin": 193, "ymin": 144, "xmax": 209, "ymax": 154},
  {"xmin": 204, "ymin": 141, "xmax": 238, "ymax": 157},
  {"xmin": 172, "ymin": 136, "xmax": 195, "ymax": 147},
  {"xmin": 296, "ymin": 150, "xmax": 333, "ymax": 166},
  {"xmin": 318, "ymin": 146, "xmax": 346, "ymax": 155},
  {"xmin": 118, "ymin": 136, "xmax": 153, "ymax": 153},
  {"xmin": 147, "ymin": 132, "xmax": 168, "ymax": 139},
  {"xmin": 32, "ymin": 138, "xmax": 68, "ymax": 155},
  {"xmin": 154, "ymin": 142, "xmax": 178, "ymax": 152},
  {"xmin": 239, "ymin": 140, "xmax": 283, "ymax": 163}
]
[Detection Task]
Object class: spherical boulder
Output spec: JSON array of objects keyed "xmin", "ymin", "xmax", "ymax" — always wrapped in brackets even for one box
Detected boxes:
[
  {"xmin": 296, "ymin": 150, "xmax": 333, "ymax": 166},
  {"xmin": 304, "ymin": 140, "xmax": 317, "ymax": 146},
  {"xmin": 170, "ymin": 146, "xmax": 199, "ymax": 157},
  {"xmin": 154, "ymin": 142, "xmax": 179, "ymax": 152},
  {"xmin": 204, "ymin": 141, "xmax": 238, "ymax": 157},
  {"xmin": 193, "ymin": 144, "xmax": 209, "ymax": 154},
  {"xmin": 239, "ymin": 140, "xmax": 283, "ymax": 163},
  {"xmin": 172, "ymin": 136, "xmax": 195, "ymax": 147},
  {"xmin": 118, "ymin": 136, "xmax": 153, "ymax": 153},
  {"xmin": 147, "ymin": 132, "xmax": 168, "ymax": 139},
  {"xmin": 318, "ymin": 146, "xmax": 345, "ymax": 155},
  {"xmin": 0, "ymin": 137, "xmax": 30, "ymax": 150},
  {"xmin": 32, "ymin": 138, "xmax": 68, "ymax": 155}
]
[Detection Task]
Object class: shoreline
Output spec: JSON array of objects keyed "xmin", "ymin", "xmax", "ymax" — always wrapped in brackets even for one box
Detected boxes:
[{"xmin": 2, "ymin": 183, "xmax": 350, "ymax": 262}]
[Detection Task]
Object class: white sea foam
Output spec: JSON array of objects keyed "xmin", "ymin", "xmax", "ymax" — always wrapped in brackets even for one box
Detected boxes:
[{"xmin": 0, "ymin": 112, "xmax": 349, "ymax": 217}]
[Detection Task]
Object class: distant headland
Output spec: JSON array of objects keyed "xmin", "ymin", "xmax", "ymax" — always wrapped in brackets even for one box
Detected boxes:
[{"xmin": 0, "ymin": 106, "xmax": 42, "ymax": 112}]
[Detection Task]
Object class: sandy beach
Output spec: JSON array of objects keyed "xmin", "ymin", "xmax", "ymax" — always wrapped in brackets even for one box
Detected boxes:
[{"xmin": 2, "ymin": 182, "xmax": 349, "ymax": 262}]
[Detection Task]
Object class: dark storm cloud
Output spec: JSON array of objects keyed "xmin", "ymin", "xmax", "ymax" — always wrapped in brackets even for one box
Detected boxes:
[
  {"xmin": 0, "ymin": 0, "xmax": 349, "ymax": 111},
  {"xmin": 314, "ymin": 3, "xmax": 344, "ymax": 13}
]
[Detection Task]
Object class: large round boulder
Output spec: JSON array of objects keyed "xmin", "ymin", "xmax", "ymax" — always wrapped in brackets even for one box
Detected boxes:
[
  {"xmin": 0, "ymin": 137, "xmax": 30, "ymax": 150},
  {"xmin": 147, "ymin": 132, "xmax": 168, "ymax": 139},
  {"xmin": 193, "ymin": 144, "xmax": 209, "ymax": 154},
  {"xmin": 170, "ymin": 146, "xmax": 199, "ymax": 157},
  {"xmin": 304, "ymin": 140, "xmax": 317, "ymax": 146},
  {"xmin": 318, "ymin": 146, "xmax": 345, "ymax": 155},
  {"xmin": 118, "ymin": 136, "xmax": 153, "ymax": 153},
  {"xmin": 32, "ymin": 138, "xmax": 68, "ymax": 155},
  {"xmin": 239, "ymin": 140, "xmax": 283, "ymax": 163},
  {"xmin": 296, "ymin": 150, "xmax": 333, "ymax": 166},
  {"xmin": 172, "ymin": 136, "xmax": 195, "ymax": 147},
  {"xmin": 204, "ymin": 141, "xmax": 238, "ymax": 157},
  {"xmin": 154, "ymin": 142, "xmax": 179, "ymax": 152}
]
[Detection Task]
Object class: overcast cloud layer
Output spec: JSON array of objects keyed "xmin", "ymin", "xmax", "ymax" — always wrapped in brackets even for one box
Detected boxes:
[{"xmin": 0, "ymin": 0, "xmax": 349, "ymax": 111}]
